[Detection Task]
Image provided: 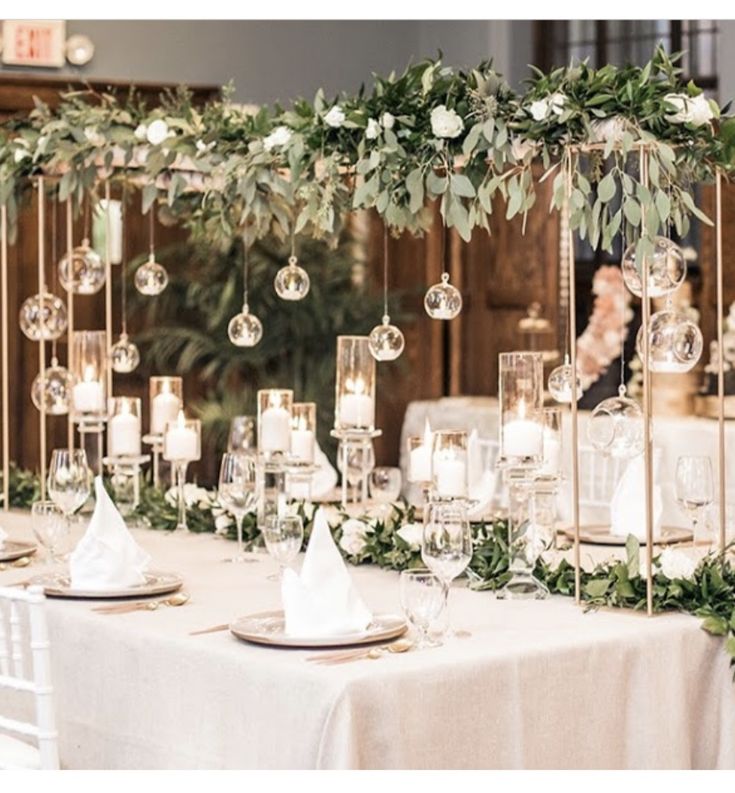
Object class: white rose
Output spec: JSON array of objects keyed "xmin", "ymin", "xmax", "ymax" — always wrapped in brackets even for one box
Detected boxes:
[
  {"xmin": 510, "ymin": 136, "xmax": 535, "ymax": 161},
  {"xmin": 262, "ymin": 125, "xmax": 292, "ymax": 152},
  {"xmin": 84, "ymin": 126, "xmax": 105, "ymax": 147},
  {"xmin": 658, "ymin": 548, "xmax": 697, "ymax": 581},
  {"xmin": 214, "ymin": 513, "xmax": 234, "ymax": 533},
  {"xmin": 338, "ymin": 518, "xmax": 370, "ymax": 556},
  {"xmin": 365, "ymin": 118, "xmax": 380, "ymax": 140},
  {"xmin": 324, "ymin": 105, "xmax": 346, "ymax": 128},
  {"xmin": 146, "ymin": 119, "xmax": 170, "ymax": 146},
  {"xmin": 430, "ymin": 105, "xmax": 464, "ymax": 139},
  {"xmin": 13, "ymin": 148, "xmax": 30, "ymax": 163},
  {"xmin": 689, "ymin": 94, "xmax": 715, "ymax": 127},
  {"xmin": 134, "ymin": 124, "xmax": 148, "ymax": 141},
  {"xmin": 381, "ymin": 112, "xmax": 395, "ymax": 130},
  {"xmin": 225, "ymin": 102, "xmax": 260, "ymax": 118},
  {"xmin": 529, "ymin": 99, "xmax": 549, "ymax": 121},
  {"xmin": 396, "ymin": 522, "xmax": 423, "ymax": 550},
  {"xmin": 590, "ymin": 116, "xmax": 626, "ymax": 143},
  {"xmin": 549, "ymin": 92, "xmax": 567, "ymax": 116}
]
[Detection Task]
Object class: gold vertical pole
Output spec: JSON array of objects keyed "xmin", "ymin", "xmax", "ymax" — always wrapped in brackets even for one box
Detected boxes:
[
  {"xmin": 715, "ymin": 170, "xmax": 726, "ymax": 555},
  {"xmin": 639, "ymin": 148, "xmax": 654, "ymax": 616},
  {"xmin": 566, "ymin": 154, "xmax": 581, "ymax": 604},
  {"xmin": 37, "ymin": 179, "xmax": 47, "ymax": 501},
  {"xmin": 1, "ymin": 204, "xmax": 9, "ymax": 512},
  {"xmin": 65, "ymin": 198, "xmax": 74, "ymax": 451},
  {"xmin": 104, "ymin": 182, "xmax": 113, "ymax": 400}
]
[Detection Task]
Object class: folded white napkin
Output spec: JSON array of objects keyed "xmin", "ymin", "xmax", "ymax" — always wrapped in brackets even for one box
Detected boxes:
[
  {"xmin": 310, "ymin": 442, "xmax": 338, "ymax": 500},
  {"xmin": 69, "ymin": 477, "xmax": 151, "ymax": 590},
  {"xmin": 609, "ymin": 450, "xmax": 663, "ymax": 540},
  {"xmin": 281, "ymin": 507, "xmax": 372, "ymax": 637}
]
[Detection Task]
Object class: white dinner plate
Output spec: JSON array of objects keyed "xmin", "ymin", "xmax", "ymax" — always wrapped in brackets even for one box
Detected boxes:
[
  {"xmin": 229, "ymin": 610, "xmax": 408, "ymax": 649},
  {"xmin": 29, "ymin": 570, "xmax": 183, "ymax": 599},
  {"xmin": 0, "ymin": 540, "xmax": 37, "ymax": 563},
  {"xmin": 557, "ymin": 525, "xmax": 692, "ymax": 546}
]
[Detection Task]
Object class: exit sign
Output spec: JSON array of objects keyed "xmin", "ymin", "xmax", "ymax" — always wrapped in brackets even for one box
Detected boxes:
[{"xmin": 2, "ymin": 20, "xmax": 65, "ymax": 68}]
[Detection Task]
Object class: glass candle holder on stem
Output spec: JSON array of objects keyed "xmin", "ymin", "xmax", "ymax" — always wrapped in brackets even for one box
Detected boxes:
[
  {"xmin": 162, "ymin": 413, "xmax": 201, "ymax": 533},
  {"xmin": 257, "ymin": 389, "xmax": 293, "ymax": 458},
  {"xmin": 537, "ymin": 407, "xmax": 563, "ymax": 484},
  {"xmin": 334, "ymin": 336, "xmax": 376, "ymax": 433},
  {"xmin": 431, "ymin": 430, "xmax": 468, "ymax": 500},
  {"xmin": 290, "ymin": 402, "xmax": 316, "ymax": 465},
  {"xmin": 71, "ymin": 331, "xmax": 107, "ymax": 425},
  {"xmin": 107, "ymin": 397, "xmax": 142, "ymax": 459},
  {"xmin": 407, "ymin": 422, "xmax": 434, "ymax": 507},
  {"xmin": 498, "ymin": 351, "xmax": 544, "ymax": 470},
  {"xmin": 148, "ymin": 376, "xmax": 183, "ymax": 437}
]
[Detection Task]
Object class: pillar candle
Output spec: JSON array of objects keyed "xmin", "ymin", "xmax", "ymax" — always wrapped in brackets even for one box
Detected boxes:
[
  {"xmin": 73, "ymin": 377, "xmax": 104, "ymax": 414},
  {"xmin": 434, "ymin": 457, "xmax": 467, "ymax": 498},
  {"xmin": 164, "ymin": 413, "xmax": 198, "ymax": 461},
  {"xmin": 503, "ymin": 418, "xmax": 543, "ymax": 458},
  {"xmin": 151, "ymin": 389, "xmax": 181, "ymax": 435},
  {"xmin": 338, "ymin": 393, "xmax": 375, "ymax": 428},
  {"xmin": 261, "ymin": 406, "xmax": 291, "ymax": 452},
  {"xmin": 108, "ymin": 410, "xmax": 141, "ymax": 458},
  {"xmin": 290, "ymin": 428, "xmax": 315, "ymax": 463}
]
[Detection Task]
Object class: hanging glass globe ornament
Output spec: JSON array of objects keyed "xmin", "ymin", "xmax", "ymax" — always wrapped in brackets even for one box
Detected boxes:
[
  {"xmin": 110, "ymin": 333, "xmax": 141, "ymax": 374},
  {"xmin": 228, "ymin": 303, "xmax": 263, "ymax": 347},
  {"xmin": 587, "ymin": 385, "xmax": 645, "ymax": 459},
  {"xmin": 368, "ymin": 315, "xmax": 405, "ymax": 361},
  {"xmin": 424, "ymin": 272, "xmax": 463, "ymax": 320},
  {"xmin": 635, "ymin": 309, "xmax": 704, "ymax": 373},
  {"xmin": 19, "ymin": 292, "xmax": 68, "ymax": 341},
  {"xmin": 31, "ymin": 357, "xmax": 74, "ymax": 415},
  {"xmin": 548, "ymin": 355, "xmax": 583, "ymax": 403},
  {"xmin": 274, "ymin": 255, "xmax": 310, "ymax": 301},
  {"xmin": 621, "ymin": 237, "xmax": 686, "ymax": 299},
  {"xmin": 134, "ymin": 253, "xmax": 169, "ymax": 296},
  {"xmin": 58, "ymin": 238, "xmax": 106, "ymax": 295}
]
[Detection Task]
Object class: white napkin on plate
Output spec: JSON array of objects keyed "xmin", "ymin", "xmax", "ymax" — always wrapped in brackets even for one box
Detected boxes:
[
  {"xmin": 310, "ymin": 442, "xmax": 338, "ymax": 500},
  {"xmin": 281, "ymin": 507, "xmax": 372, "ymax": 637},
  {"xmin": 69, "ymin": 477, "xmax": 151, "ymax": 590},
  {"xmin": 609, "ymin": 450, "xmax": 663, "ymax": 540}
]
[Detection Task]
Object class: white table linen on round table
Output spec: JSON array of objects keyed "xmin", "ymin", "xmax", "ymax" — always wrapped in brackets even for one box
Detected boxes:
[{"xmin": 2, "ymin": 510, "xmax": 734, "ymax": 770}]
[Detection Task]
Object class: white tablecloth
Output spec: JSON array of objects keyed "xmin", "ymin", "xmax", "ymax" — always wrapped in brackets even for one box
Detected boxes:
[{"xmin": 2, "ymin": 511, "xmax": 735, "ymax": 769}]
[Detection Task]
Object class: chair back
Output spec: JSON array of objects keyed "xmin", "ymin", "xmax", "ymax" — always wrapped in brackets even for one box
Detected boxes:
[
  {"xmin": 0, "ymin": 585, "xmax": 59, "ymax": 770},
  {"xmin": 578, "ymin": 446, "xmax": 627, "ymax": 516}
]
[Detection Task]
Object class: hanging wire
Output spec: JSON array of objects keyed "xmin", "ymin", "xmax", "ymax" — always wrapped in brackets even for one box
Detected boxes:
[
  {"xmin": 50, "ymin": 192, "xmax": 58, "ymax": 363},
  {"xmin": 289, "ymin": 227, "xmax": 296, "ymax": 262},
  {"xmin": 242, "ymin": 238, "xmax": 250, "ymax": 310},
  {"xmin": 148, "ymin": 204, "xmax": 155, "ymax": 257},
  {"xmin": 83, "ymin": 193, "xmax": 90, "ymax": 242},
  {"xmin": 382, "ymin": 225, "xmax": 390, "ymax": 324},
  {"xmin": 121, "ymin": 185, "xmax": 128, "ymax": 336},
  {"xmin": 619, "ymin": 215, "xmax": 628, "ymax": 393}
]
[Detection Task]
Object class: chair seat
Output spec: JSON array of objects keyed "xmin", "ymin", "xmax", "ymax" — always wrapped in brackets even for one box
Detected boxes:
[{"xmin": 0, "ymin": 733, "xmax": 42, "ymax": 770}]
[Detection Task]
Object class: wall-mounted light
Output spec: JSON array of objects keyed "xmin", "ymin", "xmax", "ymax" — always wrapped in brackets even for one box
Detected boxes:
[{"xmin": 65, "ymin": 33, "xmax": 95, "ymax": 66}]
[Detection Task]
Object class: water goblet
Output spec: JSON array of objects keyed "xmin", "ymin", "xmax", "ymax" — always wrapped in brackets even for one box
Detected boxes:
[
  {"xmin": 369, "ymin": 467, "xmax": 402, "ymax": 505},
  {"xmin": 218, "ymin": 452, "xmax": 258, "ymax": 562},
  {"xmin": 47, "ymin": 448, "xmax": 91, "ymax": 535},
  {"xmin": 675, "ymin": 455, "xmax": 714, "ymax": 545},
  {"xmin": 399, "ymin": 569, "xmax": 446, "ymax": 649},
  {"xmin": 30, "ymin": 501, "xmax": 69, "ymax": 565},
  {"xmin": 263, "ymin": 514, "xmax": 304, "ymax": 580}
]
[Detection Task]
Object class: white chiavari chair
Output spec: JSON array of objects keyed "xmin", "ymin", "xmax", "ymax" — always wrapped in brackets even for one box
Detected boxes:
[
  {"xmin": 578, "ymin": 445, "xmax": 627, "ymax": 521},
  {"xmin": 0, "ymin": 585, "xmax": 59, "ymax": 770}
]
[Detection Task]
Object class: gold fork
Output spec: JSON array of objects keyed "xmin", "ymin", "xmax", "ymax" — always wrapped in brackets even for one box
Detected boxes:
[{"xmin": 93, "ymin": 592, "xmax": 190, "ymax": 614}]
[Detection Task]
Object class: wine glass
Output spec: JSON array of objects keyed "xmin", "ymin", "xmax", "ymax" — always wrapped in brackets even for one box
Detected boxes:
[
  {"xmin": 47, "ymin": 449, "xmax": 90, "ymax": 535},
  {"xmin": 30, "ymin": 501, "xmax": 69, "ymax": 565},
  {"xmin": 675, "ymin": 455, "xmax": 714, "ymax": 544},
  {"xmin": 218, "ymin": 452, "xmax": 257, "ymax": 562},
  {"xmin": 228, "ymin": 415, "xmax": 256, "ymax": 455},
  {"xmin": 369, "ymin": 467, "xmax": 402, "ymax": 504},
  {"xmin": 263, "ymin": 514, "xmax": 303, "ymax": 580},
  {"xmin": 399, "ymin": 569, "xmax": 446, "ymax": 649},
  {"xmin": 422, "ymin": 501, "xmax": 472, "ymax": 637}
]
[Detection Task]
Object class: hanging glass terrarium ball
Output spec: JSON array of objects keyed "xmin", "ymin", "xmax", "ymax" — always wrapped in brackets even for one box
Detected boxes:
[
  {"xmin": 19, "ymin": 292, "xmax": 68, "ymax": 341},
  {"xmin": 548, "ymin": 356, "xmax": 583, "ymax": 403},
  {"xmin": 621, "ymin": 237, "xmax": 686, "ymax": 299},
  {"xmin": 58, "ymin": 238, "xmax": 106, "ymax": 295},
  {"xmin": 368, "ymin": 315, "xmax": 405, "ymax": 361},
  {"xmin": 228, "ymin": 304, "xmax": 263, "ymax": 347},
  {"xmin": 134, "ymin": 254, "xmax": 169, "ymax": 296},
  {"xmin": 424, "ymin": 273, "xmax": 462, "ymax": 320},
  {"xmin": 31, "ymin": 357, "xmax": 74, "ymax": 415},
  {"xmin": 110, "ymin": 333, "xmax": 141, "ymax": 374},
  {"xmin": 587, "ymin": 385, "xmax": 644, "ymax": 459},
  {"xmin": 274, "ymin": 256, "xmax": 310, "ymax": 301},
  {"xmin": 635, "ymin": 309, "xmax": 704, "ymax": 373}
]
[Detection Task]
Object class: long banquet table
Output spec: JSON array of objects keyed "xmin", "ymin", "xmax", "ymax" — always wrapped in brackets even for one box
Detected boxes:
[{"xmin": 2, "ymin": 510, "xmax": 735, "ymax": 770}]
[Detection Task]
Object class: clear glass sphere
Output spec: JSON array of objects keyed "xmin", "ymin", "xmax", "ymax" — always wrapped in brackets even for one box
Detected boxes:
[
  {"xmin": 110, "ymin": 333, "xmax": 141, "ymax": 374},
  {"xmin": 58, "ymin": 238, "xmax": 106, "ymax": 295},
  {"xmin": 635, "ymin": 309, "xmax": 704, "ymax": 373},
  {"xmin": 274, "ymin": 257, "xmax": 310, "ymax": 301},
  {"xmin": 548, "ymin": 360, "xmax": 582, "ymax": 403},
  {"xmin": 134, "ymin": 255, "xmax": 169, "ymax": 296},
  {"xmin": 587, "ymin": 386, "xmax": 645, "ymax": 459},
  {"xmin": 621, "ymin": 237, "xmax": 687, "ymax": 298},
  {"xmin": 228, "ymin": 305, "xmax": 263, "ymax": 347},
  {"xmin": 424, "ymin": 273, "xmax": 462, "ymax": 320},
  {"xmin": 368, "ymin": 316, "xmax": 405, "ymax": 361},
  {"xmin": 31, "ymin": 358, "xmax": 74, "ymax": 415},
  {"xmin": 19, "ymin": 292, "xmax": 68, "ymax": 341}
]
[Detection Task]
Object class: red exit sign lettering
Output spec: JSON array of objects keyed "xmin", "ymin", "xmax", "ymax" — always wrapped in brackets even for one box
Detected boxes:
[{"xmin": 2, "ymin": 21, "xmax": 65, "ymax": 68}]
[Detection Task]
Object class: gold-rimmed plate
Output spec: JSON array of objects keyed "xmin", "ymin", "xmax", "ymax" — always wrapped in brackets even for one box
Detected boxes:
[
  {"xmin": 230, "ymin": 611, "xmax": 407, "ymax": 649},
  {"xmin": 557, "ymin": 525, "xmax": 692, "ymax": 546},
  {"xmin": 29, "ymin": 570, "xmax": 183, "ymax": 600},
  {"xmin": 0, "ymin": 541, "xmax": 37, "ymax": 563}
]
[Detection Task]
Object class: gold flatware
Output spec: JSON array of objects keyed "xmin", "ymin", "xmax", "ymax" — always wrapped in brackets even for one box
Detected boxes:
[
  {"xmin": 93, "ymin": 592, "xmax": 190, "ymax": 614},
  {"xmin": 0, "ymin": 556, "xmax": 32, "ymax": 571},
  {"xmin": 189, "ymin": 623, "xmax": 229, "ymax": 636},
  {"xmin": 306, "ymin": 638, "xmax": 413, "ymax": 665}
]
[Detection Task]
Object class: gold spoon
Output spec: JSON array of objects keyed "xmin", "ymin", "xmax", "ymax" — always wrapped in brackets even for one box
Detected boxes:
[
  {"xmin": 309, "ymin": 638, "xmax": 413, "ymax": 665},
  {"xmin": 0, "ymin": 556, "xmax": 32, "ymax": 571},
  {"xmin": 93, "ymin": 592, "xmax": 190, "ymax": 614}
]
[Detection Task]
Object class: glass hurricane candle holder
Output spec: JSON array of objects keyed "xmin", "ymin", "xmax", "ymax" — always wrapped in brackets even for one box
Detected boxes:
[
  {"xmin": 71, "ymin": 331, "xmax": 107, "ymax": 423},
  {"xmin": 538, "ymin": 407, "xmax": 563, "ymax": 482},
  {"xmin": 334, "ymin": 336, "xmax": 376, "ymax": 432},
  {"xmin": 107, "ymin": 397, "xmax": 142, "ymax": 459},
  {"xmin": 148, "ymin": 376, "xmax": 183, "ymax": 437},
  {"xmin": 163, "ymin": 413, "xmax": 201, "ymax": 533},
  {"xmin": 498, "ymin": 351, "xmax": 544, "ymax": 469},
  {"xmin": 290, "ymin": 402, "xmax": 316, "ymax": 465},
  {"xmin": 257, "ymin": 389, "xmax": 293, "ymax": 457},
  {"xmin": 228, "ymin": 415, "xmax": 256, "ymax": 454},
  {"xmin": 431, "ymin": 430, "xmax": 468, "ymax": 500}
]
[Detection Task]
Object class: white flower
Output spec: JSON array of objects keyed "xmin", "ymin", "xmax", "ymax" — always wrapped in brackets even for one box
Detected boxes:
[
  {"xmin": 225, "ymin": 102, "xmax": 260, "ymax": 119},
  {"xmin": 510, "ymin": 136, "xmax": 535, "ymax": 161},
  {"xmin": 146, "ymin": 119, "xmax": 170, "ymax": 146},
  {"xmin": 381, "ymin": 112, "xmax": 395, "ymax": 130},
  {"xmin": 263, "ymin": 125, "xmax": 292, "ymax": 151},
  {"xmin": 365, "ymin": 118, "xmax": 380, "ymax": 140},
  {"xmin": 338, "ymin": 518, "xmax": 370, "ymax": 556},
  {"xmin": 430, "ymin": 105, "xmax": 464, "ymax": 139},
  {"xmin": 165, "ymin": 483, "xmax": 212, "ymax": 509},
  {"xmin": 529, "ymin": 93, "xmax": 566, "ymax": 122},
  {"xmin": 590, "ymin": 116, "xmax": 626, "ymax": 143},
  {"xmin": 658, "ymin": 548, "xmax": 697, "ymax": 581},
  {"xmin": 84, "ymin": 126, "xmax": 105, "ymax": 147},
  {"xmin": 134, "ymin": 124, "xmax": 148, "ymax": 141},
  {"xmin": 665, "ymin": 93, "xmax": 715, "ymax": 127},
  {"xmin": 195, "ymin": 139, "xmax": 215, "ymax": 154},
  {"xmin": 396, "ymin": 522, "xmax": 423, "ymax": 550},
  {"xmin": 214, "ymin": 513, "xmax": 234, "ymax": 533},
  {"xmin": 13, "ymin": 148, "xmax": 30, "ymax": 163},
  {"xmin": 529, "ymin": 99, "xmax": 549, "ymax": 121},
  {"xmin": 324, "ymin": 105, "xmax": 346, "ymax": 128},
  {"xmin": 549, "ymin": 92, "xmax": 567, "ymax": 116}
]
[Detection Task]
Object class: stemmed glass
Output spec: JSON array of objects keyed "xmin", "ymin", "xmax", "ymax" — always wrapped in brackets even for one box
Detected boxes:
[
  {"xmin": 422, "ymin": 501, "xmax": 472, "ymax": 638},
  {"xmin": 218, "ymin": 452, "xmax": 258, "ymax": 562},
  {"xmin": 47, "ymin": 448, "xmax": 90, "ymax": 539},
  {"xmin": 399, "ymin": 569, "xmax": 446, "ymax": 649},
  {"xmin": 675, "ymin": 455, "xmax": 714, "ymax": 544},
  {"xmin": 369, "ymin": 467, "xmax": 402, "ymax": 504},
  {"xmin": 263, "ymin": 515, "xmax": 304, "ymax": 580},
  {"xmin": 30, "ymin": 501, "xmax": 69, "ymax": 565}
]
